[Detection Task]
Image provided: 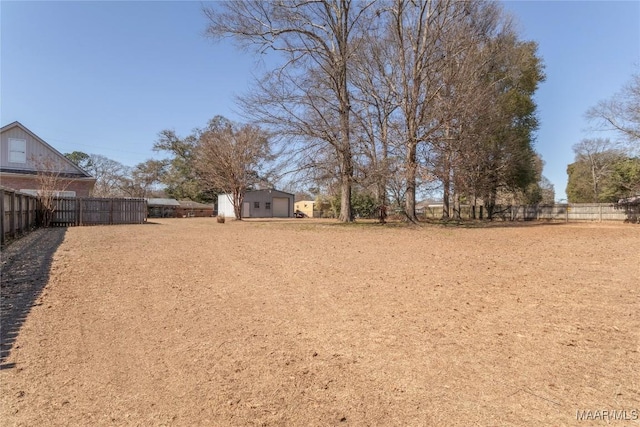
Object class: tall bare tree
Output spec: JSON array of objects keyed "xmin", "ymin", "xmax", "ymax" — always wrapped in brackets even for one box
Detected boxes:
[
  {"xmin": 384, "ymin": 0, "xmax": 454, "ymax": 221},
  {"xmin": 203, "ymin": 0, "xmax": 377, "ymax": 222},
  {"xmin": 349, "ymin": 16, "xmax": 400, "ymax": 208},
  {"xmin": 195, "ymin": 116, "xmax": 272, "ymax": 220},
  {"xmin": 586, "ymin": 73, "xmax": 640, "ymax": 146}
]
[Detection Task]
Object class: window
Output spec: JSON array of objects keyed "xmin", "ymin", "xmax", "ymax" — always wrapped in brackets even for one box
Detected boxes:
[
  {"xmin": 254, "ymin": 201, "xmax": 260, "ymax": 209},
  {"xmin": 8, "ymin": 139, "xmax": 26, "ymax": 163},
  {"xmin": 265, "ymin": 202, "xmax": 271, "ymax": 209}
]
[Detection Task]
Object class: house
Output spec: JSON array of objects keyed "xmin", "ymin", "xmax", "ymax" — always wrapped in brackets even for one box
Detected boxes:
[
  {"xmin": 147, "ymin": 198, "xmax": 180, "ymax": 218},
  {"xmin": 1, "ymin": 121, "xmax": 95, "ymax": 197},
  {"xmin": 177, "ymin": 200, "xmax": 214, "ymax": 217},
  {"xmin": 294, "ymin": 200, "xmax": 315, "ymax": 218},
  {"xmin": 217, "ymin": 189, "xmax": 294, "ymax": 218}
]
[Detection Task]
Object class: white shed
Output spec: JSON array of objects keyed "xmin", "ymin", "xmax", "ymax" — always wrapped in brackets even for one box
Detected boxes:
[{"xmin": 217, "ymin": 189, "xmax": 294, "ymax": 218}]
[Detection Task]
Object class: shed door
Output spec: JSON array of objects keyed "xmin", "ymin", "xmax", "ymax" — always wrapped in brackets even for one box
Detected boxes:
[
  {"xmin": 272, "ymin": 197, "xmax": 289, "ymax": 217},
  {"xmin": 243, "ymin": 202, "xmax": 250, "ymax": 218}
]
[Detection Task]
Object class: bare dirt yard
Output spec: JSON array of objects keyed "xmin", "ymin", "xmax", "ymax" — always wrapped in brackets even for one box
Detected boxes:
[{"xmin": 1, "ymin": 219, "xmax": 639, "ymax": 426}]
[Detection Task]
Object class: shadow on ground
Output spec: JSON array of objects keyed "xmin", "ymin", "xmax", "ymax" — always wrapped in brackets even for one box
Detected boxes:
[{"xmin": 0, "ymin": 227, "xmax": 67, "ymax": 369}]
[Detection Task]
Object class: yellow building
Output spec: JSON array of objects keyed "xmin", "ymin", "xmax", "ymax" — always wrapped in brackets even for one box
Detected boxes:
[{"xmin": 294, "ymin": 200, "xmax": 315, "ymax": 218}]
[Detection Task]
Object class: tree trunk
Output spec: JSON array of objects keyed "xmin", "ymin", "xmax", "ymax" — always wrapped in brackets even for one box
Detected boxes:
[
  {"xmin": 452, "ymin": 192, "xmax": 462, "ymax": 220},
  {"xmin": 338, "ymin": 150, "xmax": 353, "ymax": 222},
  {"xmin": 442, "ymin": 157, "xmax": 451, "ymax": 219},
  {"xmin": 404, "ymin": 141, "xmax": 418, "ymax": 222},
  {"xmin": 233, "ymin": 190, "xmax": 243, "ymax": 220}
]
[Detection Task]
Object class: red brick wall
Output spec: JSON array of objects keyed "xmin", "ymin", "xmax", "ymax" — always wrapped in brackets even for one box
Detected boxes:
[{"xmin": 0, "ymin": 175, "xmax": 95, "ymax": 198}]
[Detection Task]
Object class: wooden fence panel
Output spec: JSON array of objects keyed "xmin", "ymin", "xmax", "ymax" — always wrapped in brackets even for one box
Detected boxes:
[
  {"xmin": 1, "ymin": 187, "xmax": 39, "ymax": 246},
  {"xmin": 50, "ymin": 197, "xmax": 147, "ymax": 226},
  {"xmin": 417, "ymin": 202, "xmax": 639, "ymax": 223}
]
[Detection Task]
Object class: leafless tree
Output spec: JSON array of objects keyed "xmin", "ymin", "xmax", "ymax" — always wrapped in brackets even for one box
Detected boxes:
[
  {"xmin": 194, "ymin": 116, "xmax": 272, "ymax": 220},
  {"xmin": 586, "ymin": 73, "xmax": 640, "ymax": 147},
  {"xmin": 120, "ymin": 159, "xmax": 167, "ymax": 198},
  {"xmin": 203, "ymin": 0, "xmax": 377, "ymax": 222},
  {"xmin": 382, "ymin": 0, "xmax": 455, "ymax": 221},
  {"xmin": 83, "ymin": 154, "xmax": 130, "ymax": 197},
  {"xmin": 32, "ymin": 155, "xmax": 76, "ymax": 227},
  {"xmin": 349, "ymin": 16, "xmax": 401, "ymax": 207}
]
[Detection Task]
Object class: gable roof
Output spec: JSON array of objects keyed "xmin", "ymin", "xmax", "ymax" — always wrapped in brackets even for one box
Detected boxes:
[{"xmin": 1, "ymin": 121, "xmax": 93, "ymax": 178}]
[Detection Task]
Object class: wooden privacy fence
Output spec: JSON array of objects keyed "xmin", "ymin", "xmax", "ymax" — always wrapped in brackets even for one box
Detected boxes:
[
  {"xmin": 509, "ymin": 203, "xmax": 639, "ymax": 222},
  {"xmin": 420, "ymin": 203, "xmax": 639, "ymax": 223},
  {"xmin": 1, "ymin": 187, "xmax": 40, "ymax": 246},
  {"xmin": 1, "ymin": 190, "xmax": 147, "ymax": 246},
  {"xmin": 50, "ymin": 197, "xmax": 147, "ymax": 227}
]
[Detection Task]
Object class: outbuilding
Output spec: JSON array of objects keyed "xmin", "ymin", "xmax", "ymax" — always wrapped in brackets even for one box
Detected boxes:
[
  {"xmin": 217, "ymin": 189, "xmax": 294, "ymax": 218},
  {"xmin": 147, "ymin": 198, "xmax": 180, "ymax": 218},
  {"xmin": 294, "ymin": 200, "xmax": 315, "ymax": 217}
]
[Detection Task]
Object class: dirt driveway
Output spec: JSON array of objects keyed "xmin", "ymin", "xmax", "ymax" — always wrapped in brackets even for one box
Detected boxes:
[{"xmin": 1, "ymin": 219, "xmax": 639, "ymax": 426}]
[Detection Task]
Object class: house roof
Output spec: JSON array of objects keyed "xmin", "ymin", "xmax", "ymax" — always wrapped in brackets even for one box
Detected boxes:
[
  {"xmin": 147, "ymin": 198, "xmax": 180, "ymax": 207},
  {"xmin": 178, "ymin": 200, "xmax": 214, "ymax": 209},
  {"xmin": 1, "ymin": 121, "xmax": 93, "ymax": 178}
]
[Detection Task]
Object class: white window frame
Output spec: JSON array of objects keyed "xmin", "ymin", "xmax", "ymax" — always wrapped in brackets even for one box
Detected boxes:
[{"xmin": 8, "ymin": 138, "xmax": 27, "ymax": 163}]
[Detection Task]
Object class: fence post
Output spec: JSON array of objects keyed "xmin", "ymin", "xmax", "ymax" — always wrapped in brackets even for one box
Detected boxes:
[
  {"xmin": 599, "ymin": 204, "xmax": 602, "ymax": 222},
  {"xmin": 16, "ymin": 194, "xmax": 22, "ymax": 235},
  {"xmin": 79, "ymin": 198, "xmax": 83, "ymax": 226},
  {"xmin": 0, "ymin": 189, "xmax": 5, "ymax": 246},
  {"xmin": 10, "ymin": 191, "xmax": 16, "ymax": 239}
]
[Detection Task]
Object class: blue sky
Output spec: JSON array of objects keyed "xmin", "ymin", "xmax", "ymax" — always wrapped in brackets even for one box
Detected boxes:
[{"xmin": 2, "ymin": 1, "xmax": 639, "ymax": 201}]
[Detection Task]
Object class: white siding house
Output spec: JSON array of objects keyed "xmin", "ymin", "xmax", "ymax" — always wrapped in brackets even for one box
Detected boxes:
[{"xmin": 217, "ymin": 189, "xmax": 294, "ymax": 218}]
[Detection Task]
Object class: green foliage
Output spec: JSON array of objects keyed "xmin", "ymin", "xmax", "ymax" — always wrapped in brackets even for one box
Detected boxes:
[
  {"xmin": 313, "ymin": 195, "xmax": 337, "ymax": 218},
  {"xmin": 316, "ymin": 191, "xmax": 377, "ymax": 218},
  {"xmin": 567, "ymin": 154, "xmax": 640, "ymax": 203},
  {"xmin": 602, "ymin": 157, "xmax": 640, "ymax": 202},
  {"xmin": 153, "ymin": 130, "xmax": 212, "ymax": 203},
  {"xmin": 351, "ymin": 191, "xmax": 377, "ymax": 218},
  {"xmin": 566, "ymin": 161, "xmax": 596, "ymax": 203},
  {"xmin": 469, "ymin": 39, "xmax": 545, "ymax": 211},
  {"xmin": 64, "ymin": 151, "xmax": 92, "ymax": 171}
]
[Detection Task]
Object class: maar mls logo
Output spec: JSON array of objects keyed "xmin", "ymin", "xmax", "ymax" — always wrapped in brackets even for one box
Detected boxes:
[{"xmin": 576, "ymin": 409, "xmax": 639, "ymax": 422}]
